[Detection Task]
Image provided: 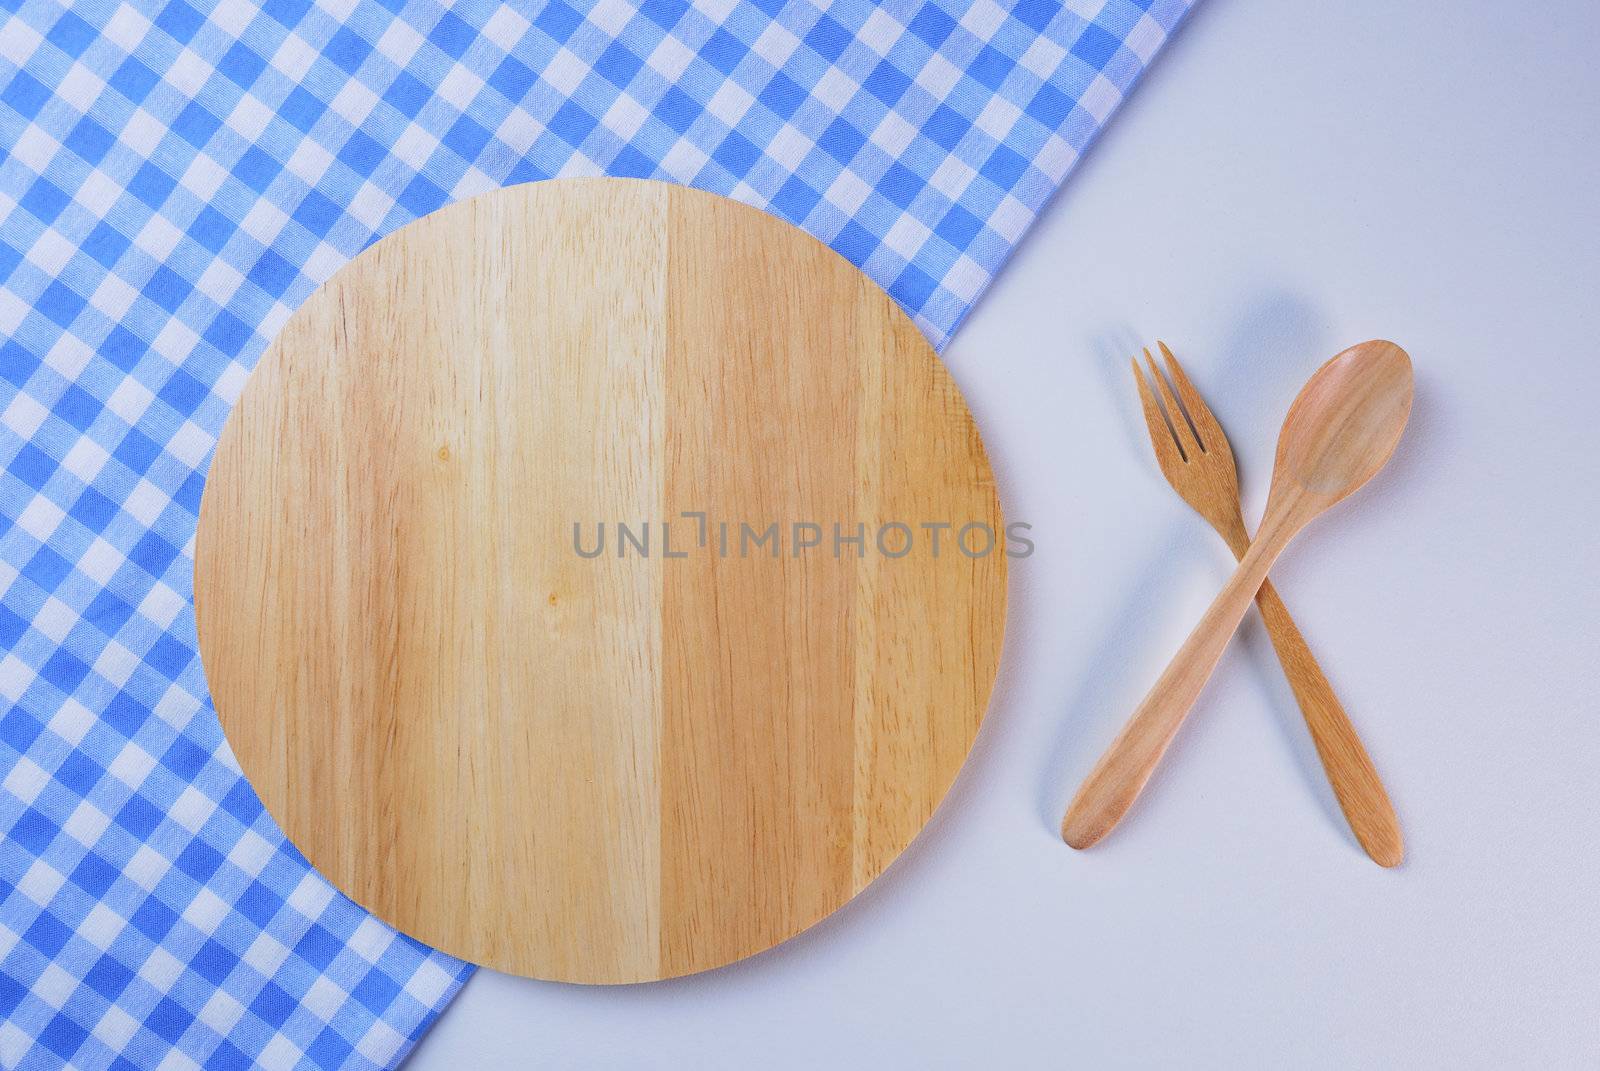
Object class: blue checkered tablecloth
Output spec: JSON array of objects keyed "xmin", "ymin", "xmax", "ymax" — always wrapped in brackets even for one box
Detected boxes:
[{"xmin": 0, "ymin": 0, "xmax": 1193, "ymax": 1067}]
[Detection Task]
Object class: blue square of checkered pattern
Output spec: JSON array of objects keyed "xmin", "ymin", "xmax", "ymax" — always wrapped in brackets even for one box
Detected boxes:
[{"xmin": 0, "ymin": 0, "xmax": 1192, "ymax": 1067}]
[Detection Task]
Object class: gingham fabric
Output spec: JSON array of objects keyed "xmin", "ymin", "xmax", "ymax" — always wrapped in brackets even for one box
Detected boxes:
[{"xmin": 0, "ymin": 0, "xmax": 1193, "ymax": 1067}]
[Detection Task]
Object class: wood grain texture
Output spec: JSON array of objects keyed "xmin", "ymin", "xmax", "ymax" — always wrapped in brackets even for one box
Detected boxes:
[
  {"xmin": 1130, "ymin": 343, "xmax": 1403, "ymax": 867},
  {"xmin": 1062, "ymin": 341, "xmax": 1411, "ymax": 850},
  {"xmin": 195, "ymin": 179, "xmax": 1005, "ymax": 983}
]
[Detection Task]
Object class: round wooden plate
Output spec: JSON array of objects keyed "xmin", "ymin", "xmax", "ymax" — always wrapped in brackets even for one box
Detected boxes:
[{"xmin": 196, "ymin": 178, "xmax": 1006, "ymax": 983}]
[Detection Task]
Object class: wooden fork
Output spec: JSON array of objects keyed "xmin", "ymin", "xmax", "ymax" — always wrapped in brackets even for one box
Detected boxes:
[{"xmin": 1131, "ymin": 342, "xmax": 1404, "ymax": 867}]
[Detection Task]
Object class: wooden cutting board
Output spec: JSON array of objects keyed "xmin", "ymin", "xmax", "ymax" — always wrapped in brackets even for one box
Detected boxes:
[{"xmin": 196, "ymin": 178, "xmax": 1006, "ymax": 983}]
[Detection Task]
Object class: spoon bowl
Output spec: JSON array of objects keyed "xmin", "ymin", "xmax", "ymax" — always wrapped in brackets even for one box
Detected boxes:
[{"xmin": 1272, "ymin": 340, "xmax": 1413, "ymax": 509}]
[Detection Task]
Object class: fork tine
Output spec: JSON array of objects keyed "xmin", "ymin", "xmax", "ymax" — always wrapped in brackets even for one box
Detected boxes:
[
  {"xmin": 1131, "ymin": 355, "xmax": 1187, "ymax": 467},
  {"xmin": 1144, "ymin": 347, "xmax": 1202, "ymax": 458},
  {"xmin": 1157, "ymin": 341, "xmax": 1228, "ymax": 457}
]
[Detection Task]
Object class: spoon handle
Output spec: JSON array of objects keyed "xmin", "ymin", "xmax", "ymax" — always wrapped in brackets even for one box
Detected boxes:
[{"xmin": 1062, "ymin": 528, "xmax": 1287, "ymax": 848}]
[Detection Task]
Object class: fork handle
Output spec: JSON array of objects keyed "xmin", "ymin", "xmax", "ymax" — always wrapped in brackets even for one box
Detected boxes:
[{"xmin": 1252, "ymin": 579, "xmax": 1404, "ymax": 866}]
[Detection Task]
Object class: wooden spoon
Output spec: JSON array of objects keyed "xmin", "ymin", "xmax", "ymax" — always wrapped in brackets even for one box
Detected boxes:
[{"xmin": 1063, "ymin": 341, "xmax": 1413, "ymax": 850}]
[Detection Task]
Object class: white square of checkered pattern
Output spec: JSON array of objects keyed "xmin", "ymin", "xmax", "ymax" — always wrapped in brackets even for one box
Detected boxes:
[{"xmin": 0, "ymin": 0, "xmax": 1193, "ymax": 1067}]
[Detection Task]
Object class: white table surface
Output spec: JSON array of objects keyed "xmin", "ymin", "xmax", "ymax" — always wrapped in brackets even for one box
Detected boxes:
[{"xmin": 407, "ymin": 1, "xmax": 1600, "ymax": 1066}]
